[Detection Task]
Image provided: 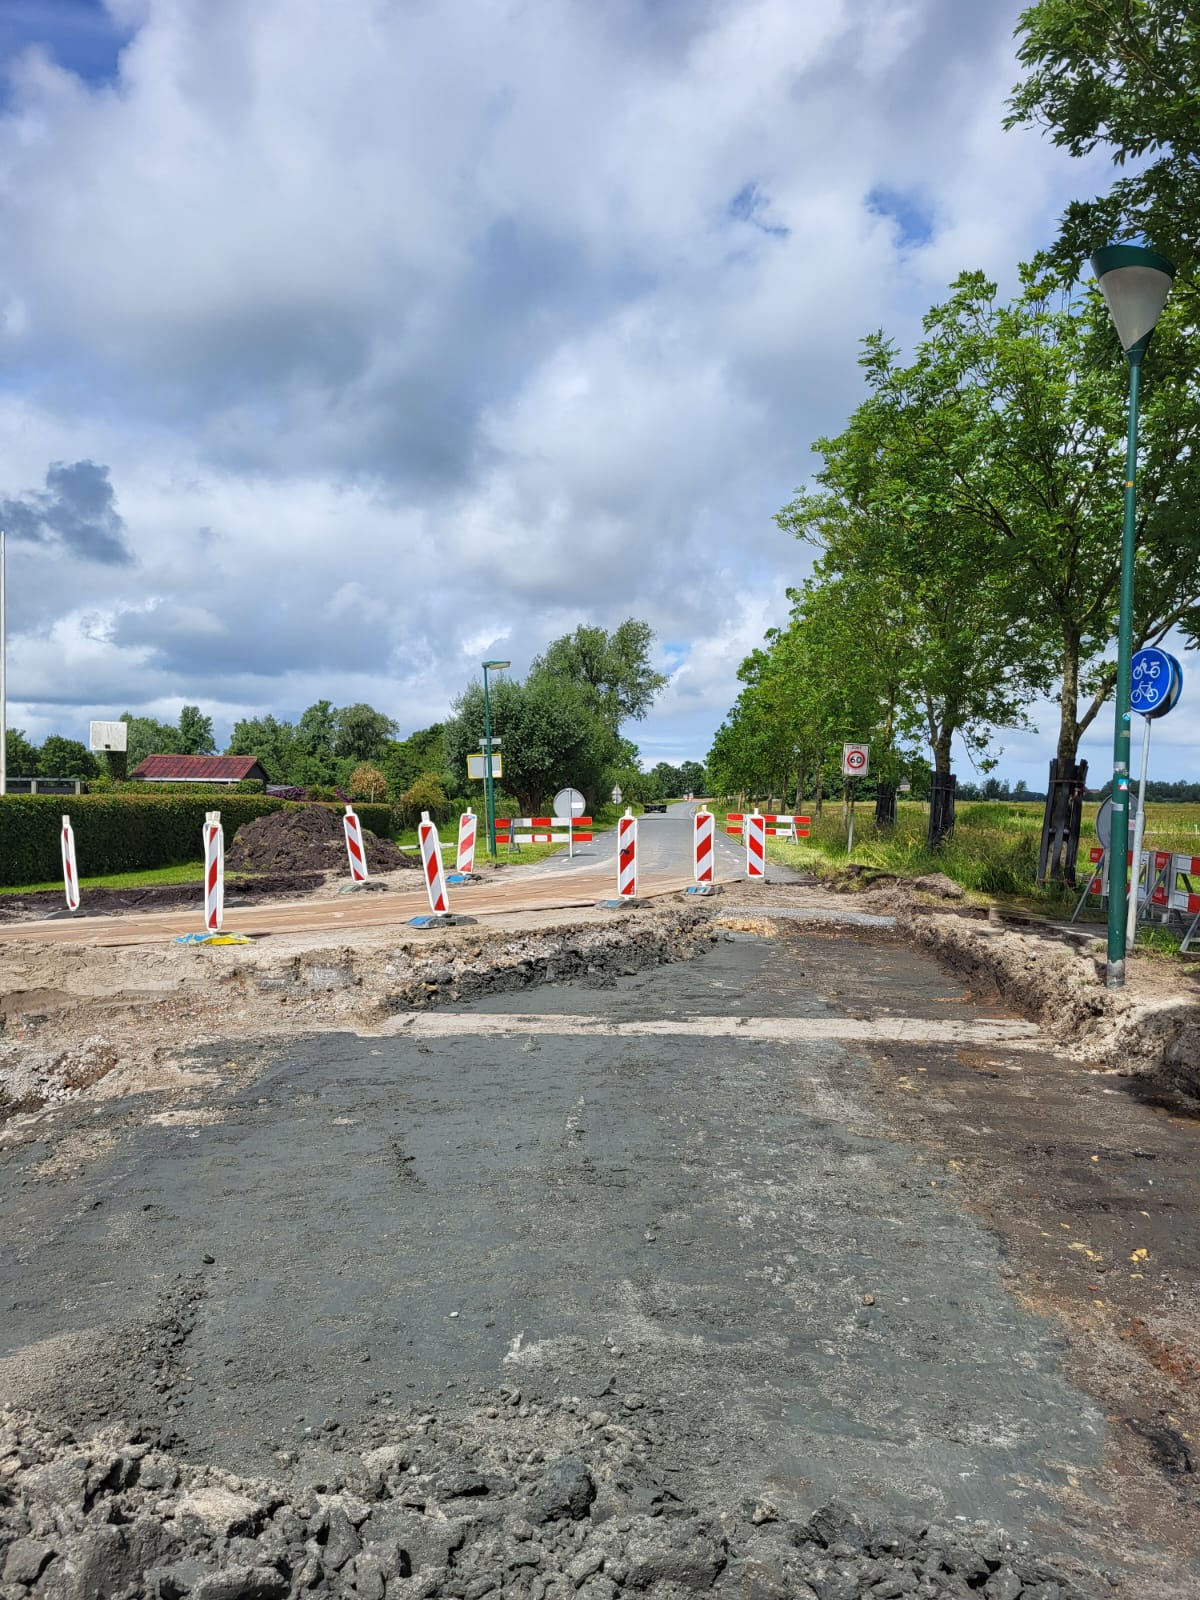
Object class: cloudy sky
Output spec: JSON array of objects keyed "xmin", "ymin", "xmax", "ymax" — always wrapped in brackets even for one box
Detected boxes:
[{"xmin": 0, "ymin": 0, "xmax": 1194, "ymax": 785}]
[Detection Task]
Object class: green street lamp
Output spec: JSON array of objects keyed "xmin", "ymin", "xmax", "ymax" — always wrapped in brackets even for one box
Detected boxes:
[
  {"xmin": 1090, "ymin": 243, "xmax": 1175, "ymax": 989},
  {"xmin": 482, "ymin": 659, "xmax": 510, "ymax": 859}
]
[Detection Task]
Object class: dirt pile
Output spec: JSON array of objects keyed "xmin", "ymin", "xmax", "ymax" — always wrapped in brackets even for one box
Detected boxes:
[
  {"xmin": 225, "ymin": 807, "xmax": 411, "ymax": 876},
  {"xmin": 0, "ymin": 1402, "xmax": 1101, "ymax": 1599}
]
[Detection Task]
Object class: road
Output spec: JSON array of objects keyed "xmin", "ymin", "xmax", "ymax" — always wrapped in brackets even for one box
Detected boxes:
[{"xmin": 3, "ymin": 915, "xmax": 1194, "ymax": 1592}]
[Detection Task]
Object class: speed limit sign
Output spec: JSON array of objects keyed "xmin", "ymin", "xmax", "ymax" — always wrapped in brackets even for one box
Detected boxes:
[{"xmin": 842, "ymin": 743, "xmax": 869, "ymax": 777}]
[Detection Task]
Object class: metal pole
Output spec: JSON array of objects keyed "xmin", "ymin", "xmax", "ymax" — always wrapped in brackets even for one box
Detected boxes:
[
  {"xmin": 847, "ymin": 779, "xmax": 855, "ymax": 856},
  {"xmin": 0, "ymin": 528, "xmax": 6, "ymax": 797},
  {"xmin": 1126, "ymin": 715, "xmax": 1152, "ymax": 951},
  {"xmin": 1106, "ymin": 353, "xmax": 1142, "ymax": 988},
  {"xmin": 483, "ymin": 666, "xmax": 496, "ymax": 860}
]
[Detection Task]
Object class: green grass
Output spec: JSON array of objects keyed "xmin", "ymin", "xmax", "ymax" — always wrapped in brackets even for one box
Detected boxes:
[
  {"xmin": 0, "ymin": 859, "xmax": 211, "ymax": 895},
  {"xmin": 720, "ymin": 799, "xmax": 1200, "ymax": 931}
]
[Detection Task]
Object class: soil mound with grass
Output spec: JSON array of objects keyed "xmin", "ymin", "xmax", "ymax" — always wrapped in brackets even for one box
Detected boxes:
[{"xmin": 225, "ymin": 804, "xmax": 411, "ymax": 875}]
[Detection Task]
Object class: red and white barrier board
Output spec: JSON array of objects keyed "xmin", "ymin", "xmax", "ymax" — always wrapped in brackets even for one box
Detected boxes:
[
  {"xmin": 1169, "ymin": 855, "xmax": 1200, "ymax": 915},
  {"xmin": 203, "ymin": 811, "xmax": 224, "ymax": 932},
  {"xmin": 745, "ymin": 810, "xmax": 766, "ymax": 879},
  {"xmin": 61, "ymin": 814, "xmax": 80, "ymax": 912},
  {"xmin": 343, "ymin": 806, "xmax": 369, "ymax": 883},
  {"xmin": 456, "ymin": 809, "xmax": 478, "ymax": 873},
  {"xmin": 725, "ymin": 812, "xmax": 811, "ymax": 840},
  {"xmin": 617, "ymin": 809, "xmax": 638, "ymax": 899},
  {"xmin": 418, "ymin": 811, "xmax": 449, "ymax": 915},
  {"xmin": 493, "ymin": 817, "xmax": 593, "ymax": 852},
  {"xmin": 693, "ymin": 808, "xmax": 714, "ymax": 883}
]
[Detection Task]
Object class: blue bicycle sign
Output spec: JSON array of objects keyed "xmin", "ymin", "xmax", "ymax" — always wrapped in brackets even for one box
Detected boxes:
[{"xmin": 1130, "ymin": 647, "xmax": 1182, "ymax": 720}]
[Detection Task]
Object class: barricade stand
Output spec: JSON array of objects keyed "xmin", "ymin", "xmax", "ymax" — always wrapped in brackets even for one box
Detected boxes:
[
  {"xmin": 746, "ymin": 809, "xmax": 766, "ymax": 880},
  {"xmin": 686, "ymin": 806, "xmax": 718, "ymax": 896},
  {"xmin": 456, "ymin": 809, "xmax": 477, "ymax": 875},
  {"xmin": 61, "ymin": 815, "xmax": 80, "ymax": 913},
  {"xmin": 603, "ymin": 808, "xmax": 640, "ymax": 907},
  {"xmin": 175, "ymin": 812, "xmax": 251, "ymax": 945},
  {"xmin": 410, "ymin": 811, "xmax": 473, "ymax": 926},
  {"xmin": 344, "ymin": 806, "xmax": 369, "ymax": 883},
  {"xmin": 204, "ymin": 811, "xmax": 224, "ymax": 930}
]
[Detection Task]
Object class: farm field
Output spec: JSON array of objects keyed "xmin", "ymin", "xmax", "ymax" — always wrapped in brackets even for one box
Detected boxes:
[{"xmin": 720, "ymin": 799, "xmax": 1200, "ymax": 914}]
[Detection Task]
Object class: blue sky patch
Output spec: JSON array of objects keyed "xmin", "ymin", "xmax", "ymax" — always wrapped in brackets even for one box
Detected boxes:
[
  {"xmin": 866, "ymin": 185, "xmax": 934, "ymax": 248},
  {"xmin": 728, "ymin": 182, "xmax": 789, "ymax": 239},
  {"xmin": 0, "ymin": 0, "xmax": 129, "ymax": 91}
]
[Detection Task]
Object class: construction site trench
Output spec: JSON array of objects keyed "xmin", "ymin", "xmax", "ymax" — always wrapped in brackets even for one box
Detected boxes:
[{"xmin": 1, "ymin": 812, "xmax": 1198, "ymax": 1600}]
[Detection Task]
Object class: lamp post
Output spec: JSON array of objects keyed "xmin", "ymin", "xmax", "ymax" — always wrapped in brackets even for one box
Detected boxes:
[
  {"xmin": 1090, "ymin": 244, "xmax": 1175, "ymax": 989},
  {"xmin": 481, "ymin": 659, "xmax": 510, "ymax": 859}
]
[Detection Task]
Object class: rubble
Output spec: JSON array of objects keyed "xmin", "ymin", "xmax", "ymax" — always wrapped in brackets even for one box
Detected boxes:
[{"xmin": 0, "ymin": 1404, "xmax": 1102, "ymax": 1600}]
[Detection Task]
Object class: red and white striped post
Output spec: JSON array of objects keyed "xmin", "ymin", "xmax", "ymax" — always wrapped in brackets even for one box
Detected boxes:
[
  {"xmin": 61, "ymin": 814, "xmax": 80, "ymax": 912},
  {"xmin": 343, "ymin": 806, "xmax": 369, "ymax": 883},
  {"xmin": 617, "ymin": 807, "xmax": 638, "ymax": 899},
  {"xmin": 745, "ymin": 809, "xmax": 766, "ymax": 880},
  {"xmin": 457, "ymin": 809, "xmax": 477, "ymax": 874},
  {"xmin": 693, "ymin": 807, "xmax": 714, "ymax": 884},
  {"xmin": 418, "ymin": 810, "xmax": 450, "ymax": 915},
  {"xmin": 203, "ymin": 811, "xmax": 224, "ymax": 932}
]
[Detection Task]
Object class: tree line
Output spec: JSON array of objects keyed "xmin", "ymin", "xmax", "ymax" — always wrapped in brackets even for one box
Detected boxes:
[
  {"xmin": 8, "ymin": 619, "xmax": 704, "ymax": 817},
  {"xmin": 710, "ymin": 0, "xmax": 1200, "ymax": 873}
]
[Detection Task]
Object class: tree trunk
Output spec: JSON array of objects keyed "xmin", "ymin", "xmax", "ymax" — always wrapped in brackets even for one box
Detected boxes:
[
  {"xmin": 795, "ymin": 758, "xmax": 806, "ymax": 812},
  {"xmin": 1040, "ymin": 631, "xmax": 1084, "ymax": 885},
  {"xmin": 814, "ymin": 770, "xmax": 823, "ymax": 819}
]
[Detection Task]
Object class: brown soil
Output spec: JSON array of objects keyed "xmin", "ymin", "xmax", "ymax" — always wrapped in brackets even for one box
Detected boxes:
[
  {"xmin": 0, "ymin": 873, "xmax": 326, "ymax": 924},
  {"xmin": 224, "ymin": 804, "xmax": 411, "ymax": 875}
]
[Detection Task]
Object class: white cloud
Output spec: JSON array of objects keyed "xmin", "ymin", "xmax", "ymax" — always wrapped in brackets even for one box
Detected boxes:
[{"xmin": 0, "ymin": 0, "xmax": 1135, "ymax": 783}]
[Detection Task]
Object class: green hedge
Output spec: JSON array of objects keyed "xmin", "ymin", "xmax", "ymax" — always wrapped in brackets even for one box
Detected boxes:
[{"xmin": 0, "ymin": 796, "xmax": 392, "ymax": 887}]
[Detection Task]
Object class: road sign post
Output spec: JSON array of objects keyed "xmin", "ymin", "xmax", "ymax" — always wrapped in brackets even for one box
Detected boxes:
[{"xmin": 842, "ymin": 745, "xmax": 869, "ymax": 856}]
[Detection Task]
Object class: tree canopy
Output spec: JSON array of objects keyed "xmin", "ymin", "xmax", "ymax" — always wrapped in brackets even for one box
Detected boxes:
[{"xmin": 1007, "ymin": 0, "xmax": 1200, "ymax": 284}]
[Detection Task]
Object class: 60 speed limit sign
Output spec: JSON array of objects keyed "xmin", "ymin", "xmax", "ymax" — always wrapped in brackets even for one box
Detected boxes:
[{"xmin": 842, "ymin": 743, "xmax": 869, "ymax": 777}]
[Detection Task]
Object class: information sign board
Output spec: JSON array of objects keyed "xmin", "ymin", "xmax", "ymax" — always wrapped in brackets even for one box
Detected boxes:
[
  {"xmin": 467, "ymin": 752, "xmax": 502, "ymax": 780},
  {"xmin": 89, "ymin": 720, "xmax": 127, "ymax": 752}
]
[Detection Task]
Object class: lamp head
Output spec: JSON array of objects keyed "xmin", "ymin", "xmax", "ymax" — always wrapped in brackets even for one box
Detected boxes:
[
  {"xmin": 1090, "ymin": 244, "xmax": 1175, "ymax": 357},
  {"xmin": 482, "ymin": 659, "xmax": 511, "ymax": 670}
]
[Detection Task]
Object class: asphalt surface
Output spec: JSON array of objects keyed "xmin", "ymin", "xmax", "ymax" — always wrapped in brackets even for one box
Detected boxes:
[{"xmin": 2, "ymin": 921, "xmax": 1140, "ymax": 1575}]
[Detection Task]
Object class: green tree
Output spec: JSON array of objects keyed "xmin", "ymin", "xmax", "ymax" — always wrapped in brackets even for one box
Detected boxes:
[
  {"xmin": 178, "ymin": 705, "xmax": 216, "ymax": 755},
  {"xmin": 531, "ymin": 620, "xmax": 667, "ymax": 731},
  {"xmin": 381, "ymin": 725, "xmax": 449, "ymax": 795},
  {"xmin": 334, "ymin": 702, "xmax": 398, "ymax": 762},
  {"xmin": 1007, "ymin": 1, "xmax": 1200, "ymax": 284},
  {"xmin": 445, "ymin": 674, "xmax": 607, "ymax": 813},
  {"xmin": 5, "ymin": 728, "xmax": 41, "ymax": 777},
  {"xmin": 38, "ymin": 736, "xmax": 100, "ymax": 779},
  {"xmin": 120, "ymin": 713, "xmax": 185, "ymax": 771},
  {"xmin": 226, "ymin": 714, "xmax": 300, "ymax": 784},
  {"xmin": 678, "ymin": 760, "xmax": 708, "ymax": 796}
]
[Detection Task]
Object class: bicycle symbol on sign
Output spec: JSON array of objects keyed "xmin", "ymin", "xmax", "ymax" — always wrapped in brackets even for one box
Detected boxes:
[{"xmin": 1131, "ymin": 655, "xmax": 1163, "ymax": 709}]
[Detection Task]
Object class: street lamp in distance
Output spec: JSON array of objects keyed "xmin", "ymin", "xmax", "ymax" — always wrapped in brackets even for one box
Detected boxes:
[
  {"xmin": 482, "ymin": 659, "xmax": 510, "ymax": 859},
  {"xmin": 1090, "ymin": 243, "xmax": 1175, "ymax": 989}
]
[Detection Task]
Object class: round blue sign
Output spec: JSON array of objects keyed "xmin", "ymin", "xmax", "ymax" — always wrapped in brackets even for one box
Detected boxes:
[{"xmin": 1130, "ymin": 647, "xmax": 1183, "ymax": 719}]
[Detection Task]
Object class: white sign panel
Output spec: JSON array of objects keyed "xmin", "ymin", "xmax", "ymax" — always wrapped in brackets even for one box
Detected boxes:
[
  {"xmin": 841, "ymin": 743, "xmax": 869, "ymax": 778},
  {"xmin": 467, "ymin": 752, "xmax": 503, "ymax": 780},
  {"xmin": 89, "ymin": 720, "xmax": 128, "ymax": 751}
]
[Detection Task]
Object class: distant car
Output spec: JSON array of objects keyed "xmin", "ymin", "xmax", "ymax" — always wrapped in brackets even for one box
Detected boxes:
[{"xmin": 643, "ymin": 801, "xmax": 667, "ymax": 813}]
